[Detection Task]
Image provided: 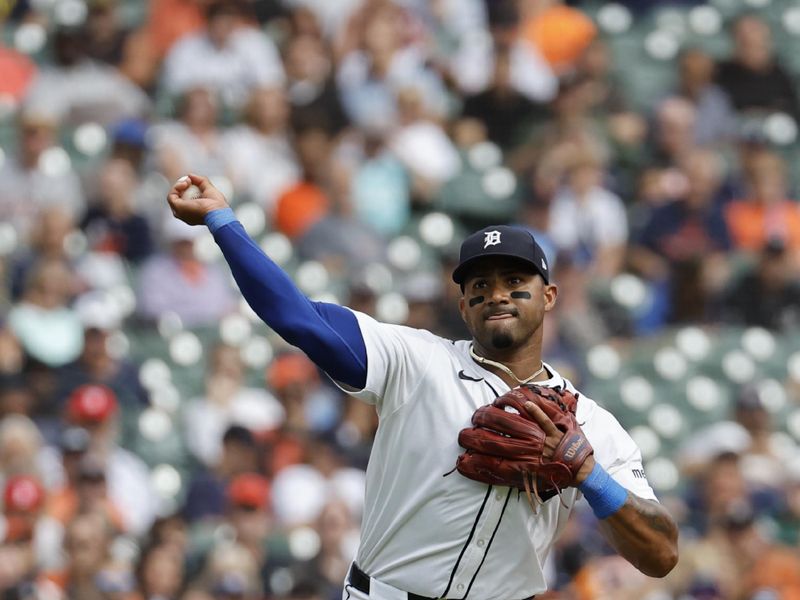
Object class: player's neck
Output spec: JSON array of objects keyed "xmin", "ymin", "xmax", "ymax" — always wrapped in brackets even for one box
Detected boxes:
[{"xmin": 470, "ymin": 342, "xmax": 548, "ymax": 387}]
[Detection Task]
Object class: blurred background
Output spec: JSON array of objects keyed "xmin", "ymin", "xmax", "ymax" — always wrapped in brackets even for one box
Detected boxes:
[{"xmin": 1, "ymin": 0, "xmax": 800, "ymax": 598}]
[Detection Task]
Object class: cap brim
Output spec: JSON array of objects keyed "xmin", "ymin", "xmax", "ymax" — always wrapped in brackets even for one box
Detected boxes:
[{"xmin": 452, "ymin": 253, "xmax": 548, "ymax": 284}]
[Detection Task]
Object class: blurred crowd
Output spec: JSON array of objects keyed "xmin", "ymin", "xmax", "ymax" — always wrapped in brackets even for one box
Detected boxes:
[{"xmin": 1, "ymin": 0, "xmax": 800, "ymax": 598}]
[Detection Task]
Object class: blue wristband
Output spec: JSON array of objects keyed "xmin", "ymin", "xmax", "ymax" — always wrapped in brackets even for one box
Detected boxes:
[
  {"xmin": 578, "ymin": 463, "xmax": 628, "ymax": 519},
  {"xmin": 204, "ymin": 207, "xmax": 237, "ymax": 233}
]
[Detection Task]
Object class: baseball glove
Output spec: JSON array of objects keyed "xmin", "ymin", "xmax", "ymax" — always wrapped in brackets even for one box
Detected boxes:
[{"xmin": 455, "ymin": 385, "xmax": 593, "ymax": 508}]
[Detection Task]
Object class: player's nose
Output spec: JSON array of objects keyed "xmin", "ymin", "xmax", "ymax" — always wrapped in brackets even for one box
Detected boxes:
[{"xmin": 486, "ymin": 283, "xmax": 510, "ymax": 304}]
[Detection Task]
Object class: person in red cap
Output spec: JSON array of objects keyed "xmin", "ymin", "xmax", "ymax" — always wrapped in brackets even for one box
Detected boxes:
[
  {"xmin": 66, "ymin": 383, "xmax": 119, "ymax": 426},
  {"xmin": 61, "ymin": 384, "xmax": 158, "ymax": 536},
  {"xmin": 225, "ymin": 473, "xmax": 274, "ymax": 574},
  {"xmin": 0, "ymin": 475, "xmax": 46, "ymax": 593},
  {"xmin": 3, "ymin": 474, "xmax": 45, "ymax": 541}
]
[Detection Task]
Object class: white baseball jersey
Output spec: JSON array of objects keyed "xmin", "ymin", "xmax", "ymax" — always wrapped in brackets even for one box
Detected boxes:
[{"xmin": 338, "ymin": 311, "xmax": 657, "ymax": 600}]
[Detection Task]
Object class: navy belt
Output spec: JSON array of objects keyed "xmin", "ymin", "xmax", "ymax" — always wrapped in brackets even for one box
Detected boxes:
[{"xmin": 347, "ymin": 563, "xmax": 535, "ymax": 600}]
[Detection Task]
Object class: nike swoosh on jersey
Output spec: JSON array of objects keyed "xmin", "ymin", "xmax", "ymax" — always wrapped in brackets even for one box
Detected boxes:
[{"xmin": 458, "ymin": 370, "xmax": 483, "ymax": 382}]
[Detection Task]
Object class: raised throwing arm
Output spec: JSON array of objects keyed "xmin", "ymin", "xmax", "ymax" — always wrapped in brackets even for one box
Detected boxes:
[{"xmin": 167, "ymin": 174, "xmax": 368, "ymax": 389}]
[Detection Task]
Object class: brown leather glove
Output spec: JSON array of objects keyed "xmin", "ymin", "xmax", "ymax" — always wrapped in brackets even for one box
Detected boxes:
[{"xmin": 456, "ymin": 385, "xmax": 594, "ymax": 506}]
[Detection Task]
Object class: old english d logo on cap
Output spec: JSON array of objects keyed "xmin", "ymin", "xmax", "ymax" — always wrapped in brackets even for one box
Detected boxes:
[
  {"xmin": 484, "ymin": 230, "xmax": 502, "ymax": 248},
  {"xmin": 452, "ymin": 225, "xmax": 550, "ymax": 284}
]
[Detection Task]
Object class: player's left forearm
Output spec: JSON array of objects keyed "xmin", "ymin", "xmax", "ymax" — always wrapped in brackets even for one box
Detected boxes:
[
  {"xmin": 597, "ymin": 493, "xmax": 679, "ymax": 577},
  {"xmin": 576, "ymin": 458, "xmax": 678, "ymax": 577}
]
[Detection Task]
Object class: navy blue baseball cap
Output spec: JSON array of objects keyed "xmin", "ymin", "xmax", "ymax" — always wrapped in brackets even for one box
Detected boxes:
[{"xmin": 452, "ymin": 225, "xmax": 550, "ymax": 285}]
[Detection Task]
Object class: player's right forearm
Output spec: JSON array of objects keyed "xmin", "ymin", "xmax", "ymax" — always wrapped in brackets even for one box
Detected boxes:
[{"xmin": 205, "ymin": 209, "xmax": 367, "ymax": 388}]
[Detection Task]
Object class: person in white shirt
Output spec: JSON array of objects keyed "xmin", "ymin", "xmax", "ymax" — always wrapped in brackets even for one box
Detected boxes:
[
  {"xmin": 549, "ymin": 153, "xmax": 628, "ymax": 278},
  {"xmin": 166, "ymin": 174, "xmax": 678, "ymax": 599},
  {"xmin": 161, "ymin": 0, "xmax": 285, "ymax": 110}
]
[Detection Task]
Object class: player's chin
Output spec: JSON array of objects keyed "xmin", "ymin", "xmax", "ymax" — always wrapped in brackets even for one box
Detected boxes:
[{"xmin": 489, "ymin": 330, "xmax": 515, "ymax": 349}]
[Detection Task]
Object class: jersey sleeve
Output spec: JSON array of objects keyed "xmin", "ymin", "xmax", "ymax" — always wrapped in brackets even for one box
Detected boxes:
[
  {"xmin": 580, "ymin": 400, "xmax": 658, "ymax": 501},
  {"xmin": 337, "ymin": 310, "xmax": 439, "ymax": 417}
]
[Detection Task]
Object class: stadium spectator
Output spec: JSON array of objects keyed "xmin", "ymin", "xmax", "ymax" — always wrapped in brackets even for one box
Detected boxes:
[
  {"xmin": 631, "ymin": 148, "xmax": 732, "ymax": 323},
  {"xmin": 666, "ymin": 500, "xmax": 800, "ymax": 599},
  {"xmin": 133, "ymin": 540, "xmax": 186, "ymax": 600},
  {"xmin": 349, "ymin": 130, "xmax": 410, "ymax": 237},
  {"xmin": 388, "ymin": 86, "xmax": 460, "ymax": 199},
  {"xmin": 284, "ymin": 33, "xmax": 349, "ymax": 134},
  {"xmin": 223, "ymin": 474, "xmax": 275, "ymax": 566},
  {"xmin": 151, "ymin": 87, "xmax": 229, "ymax": 185},
  {"xmin": 510, "ymin": 74, "xmax": 610, "ymax": 176},
  {"xmin": 222, "ymin": 86, "xmax": 301, "ymax": 210},
  {"xmin": 336, "ymin": 1, "xmax": 448, "ymax": 130},
  {"xmin": 183, "ymin": 425, "xmax": 262, "ymax": 523},
  {"xmin": 649, "ymin": 96, "xmax": 699, "ymax": 171},
  {"xmin": 732, "ymin": 385, "xmax": 786, "ymax": 490},
  {"xmin": 270, "ymin": 435, "xmax": 364, "ymax": 530},
  {"xmin": 575, "ymin": 39, "xmax": 627, "ymax": 118},
  {"xmin": 109, "ymin": 117, "xmax": 150, "ymax": 172},
  {"xmin": 82, "ymin": 0, "xmax": 135, "ymax": 68},
  {"xmin": 183, "ymin": 343, "xmax": 283, "ymax": 467},
  {"xmin": 63, "ymin": 384, "xmax": 158, "ymax": 535},
  {"xmin": 268, "ymin": 352, "xmax": 340, "ymax": 434},
  {"xmin": 462, "ymin": 47, "xmax": 544, "ymax": 150},
  {"xmin": 47, "ymin": 452, "xmax": 127, "ymax": 533},
  {"xmin": 725, "ymin": 150, "xmax": 800, "ymax": 253},
  {"xmin": 0, "ymin": 376, "xmax": 35, "ymax": 420},
  {"xmin": 188, "ymin": 541, "xmax": 263, "ymax": 600},
  {"xmin": 161, "ymin": 0, "xmax": 285, "ymax": 110},
  {"xmin": 8, "ymin": 259, "xmax": 84, "ymax": 368},
  {"xmin": 24, "ymin": 26, "xmax": 150, "ymax": 126},
  {"xmin": 44, "ymin": 511, "xmax": 117, "ymax": 598},
  {"xmin": 721, "ymin": 237, "xmax": 800, "ymax": 330},
  {"xmin": 0, "ymin": 109, "xmax": 85, "ymax": 242},
  {"xmin": 136, "ymin": 217, "xmax": 236, "ymax": 327},
  {"xmin": 55, "ymin": 290, "xmax": 147, "ymax": 410},
  {"xmin": 290, "ymin": 499, "xmax": 358, "ymax": 599},
  {"xmin": 82, "ymin": 158, "xmax": 154, "ymax": 264},
  {"xmin": 450, "ymin": 0, "xmax": 558, "ymax": 105},
  {"xmin": 676, "ymin": 47, "xmax": 737, "ymax": 146},
  {"xmin": 8, "ymin": 206, "xmax": 79, "ymax": 302},
  {"xmin": 717, "ymin": 13, "xmax": 800, "ymax": 119},
  {"xmin": 548, "ymin": 152, "xmax": 628, "ymax": 278},
  {"xmin": 0, "ymin": 475, "xmax": 47, "ymax": 594}
]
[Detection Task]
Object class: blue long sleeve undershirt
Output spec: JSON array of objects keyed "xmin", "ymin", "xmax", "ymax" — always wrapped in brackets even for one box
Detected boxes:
[{"xmin": 205, "ymin": 209, "xmax": 367, "ymax": 389}]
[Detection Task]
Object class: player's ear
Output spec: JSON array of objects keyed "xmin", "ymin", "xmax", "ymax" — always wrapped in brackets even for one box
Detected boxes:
[
  {"xmin": 458, "ymin": 296, "xmax": 466, "ymax": 321},
  {"xmin": 543, "ymin": 283, "xmax": 558, "ymax": 311}
]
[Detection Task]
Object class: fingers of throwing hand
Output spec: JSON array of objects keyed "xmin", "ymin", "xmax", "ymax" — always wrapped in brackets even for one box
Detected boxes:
[{"xmin": 524, "ymin": 401, "xmax": 560, "ymax": 438}]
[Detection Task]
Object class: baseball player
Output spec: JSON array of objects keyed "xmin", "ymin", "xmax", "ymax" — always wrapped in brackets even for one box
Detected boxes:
[{"xmin": 168, "ymin": 174, "xmax": 678, "ymax": 599}]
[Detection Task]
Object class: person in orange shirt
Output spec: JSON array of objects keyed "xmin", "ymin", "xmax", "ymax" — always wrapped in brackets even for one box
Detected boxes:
[
  {"xmin": 47, "ymin": 447, "xmax": 127, "ymax": 533},
  {"xmin": 520, "ymin": 0, "xmax": 597, "ymax": 75},
  {"xmin": 725, "ymin": 150, "xmax": 800, "ymax": 253}
]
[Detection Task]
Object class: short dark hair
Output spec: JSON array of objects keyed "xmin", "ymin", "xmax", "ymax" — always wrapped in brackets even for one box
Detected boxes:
[{"xmin": 222, "ymin": 425, "xmax": 256, "ymax": 447}]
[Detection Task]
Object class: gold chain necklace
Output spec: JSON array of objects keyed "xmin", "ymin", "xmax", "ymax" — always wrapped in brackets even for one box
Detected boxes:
[{"xmin": 468, "ymin": 344, "xmax": 546, "ymax": 385}]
